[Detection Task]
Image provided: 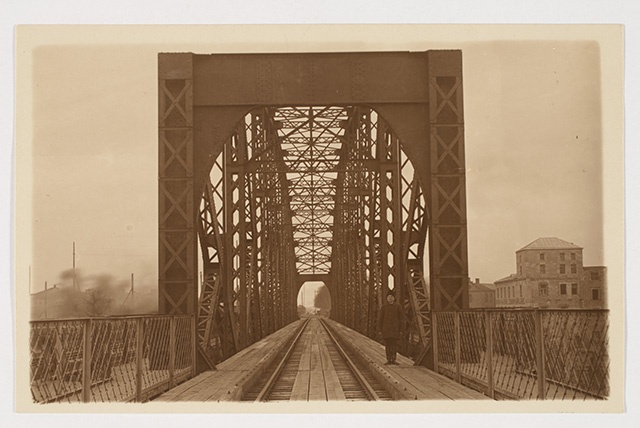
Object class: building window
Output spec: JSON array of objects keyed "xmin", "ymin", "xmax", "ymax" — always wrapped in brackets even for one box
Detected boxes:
[
  {"xmin": 571, "ymin": 253, "xmax": 576, "ymax": 261},
  {"xmin": 540, "ymin": 253, "xmax": 545, "ymax": 261},
  {"xmin": 571, "ymin": 283, "xmax": 578, "ymax": 295},
  {"xmin": 591, "ymin": 271, "xmax": 600, "ymax": 280},
  {"xmin": 540, "ymin": 264, "xmax": 546, "ymax": 274},
  {"xmin": 571, "ymin": 264, "xmax": 577, "ymax": 274},
  {"xmin": 519, "ymin": 266, "xmax": 522, "ymax": 275},
  {"xmin": 560, "ymin": 252, "xmax": 565, "ymax": 261},
  {"xmin": 538, "ymin": 283, "xmax": 548, "ymax": 296},
  {"xmin": 560, "ymin": 283, "xmax": 567, "ymax": 295},
  {"xmin": 519, "ymin": 284, "xmax": 522, "ymax": 297},
  {"xmin": 592, "ymin": 289, "xmax": 600, "ymax": 300},
  {"xmin": 560, "ymin": 264, "xmax": 566, "ymax": 274}
]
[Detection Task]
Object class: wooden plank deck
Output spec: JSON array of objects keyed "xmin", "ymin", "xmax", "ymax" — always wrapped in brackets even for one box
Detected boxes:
[
  {"xmin": 325, "ymin": 319, "xmax": 491, "ymax": 401},
  {"xmin": 289, "ymin": 323, "xmax": 312, "ymax": 400},
  {"xmin": 156, "ymin": 320, "xmax": 304, "ymax": 402},
  {"xmin": 156, "ymin": 317, "xmax": 490, "ymax": 402},
  {"xmin": 319, "ymin": 331, "xmax": 346, "ymax": 401},
  {"xmin": 289, "ymin": 318, "xmax": 345, "ymax": 401}
]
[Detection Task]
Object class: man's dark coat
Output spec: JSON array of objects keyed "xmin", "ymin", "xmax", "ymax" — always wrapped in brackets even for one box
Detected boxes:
[{"xmin": 377, "ymin": 301, "xmax": 405, "ymax": 339}]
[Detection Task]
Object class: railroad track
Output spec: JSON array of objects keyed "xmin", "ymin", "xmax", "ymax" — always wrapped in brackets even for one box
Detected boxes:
[{"xmin": 242, "ymin": 317, "xmax": 392, "ymax": 402}]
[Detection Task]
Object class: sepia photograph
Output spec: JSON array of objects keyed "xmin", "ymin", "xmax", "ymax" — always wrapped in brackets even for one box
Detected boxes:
[{"xmin": 8, "ymin": 17, "xmax": 632, "ymax": 424}]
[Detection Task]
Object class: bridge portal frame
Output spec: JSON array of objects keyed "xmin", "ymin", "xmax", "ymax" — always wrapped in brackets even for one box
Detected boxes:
[{"xmin": 158, "ymin": 51, "xmax": 469, "ymax": 365}]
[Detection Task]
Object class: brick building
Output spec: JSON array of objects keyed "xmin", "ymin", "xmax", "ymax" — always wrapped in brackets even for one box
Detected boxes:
[
  {"xmin": 495, "ymin": 237, "xmax": 607, "ymax": 309},
  {"xmin": 469, "ymin": 278, "xmax": 496, "ymax": 308}
]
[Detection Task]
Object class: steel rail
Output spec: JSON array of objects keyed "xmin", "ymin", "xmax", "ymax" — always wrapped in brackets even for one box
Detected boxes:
[
  {"xmin": 318, "ymin": 318, "xmax": 381, "ymax": 401},
  {"xmin": 253, "ymin": 318, "xmax": 310, "ymax": 402}
]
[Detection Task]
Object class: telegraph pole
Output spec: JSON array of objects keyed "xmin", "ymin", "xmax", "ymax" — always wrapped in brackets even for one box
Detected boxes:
[
  {"xmin": 73, "ymin": 241, "xmax": 77, "ymax": 291},
  {"xmin": 44, "ymin": 281, "xmax": 48, "ymax": 319},
  {"xmin": 131, "ymin": 273, "xmax": 134, "ymax": 307}
]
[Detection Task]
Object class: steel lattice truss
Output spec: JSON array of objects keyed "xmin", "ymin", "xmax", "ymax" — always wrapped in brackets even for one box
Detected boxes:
[
  {"xmin": 158, "ymin": 51, "xmax": 469, "ymax": 372},
  {"xmin": 276, "ymin": 107, "xmax": 348, "ymax": 275},
  {"xmin": 194, "ymin": 106, "xmax": 435, "ymax": 366}
]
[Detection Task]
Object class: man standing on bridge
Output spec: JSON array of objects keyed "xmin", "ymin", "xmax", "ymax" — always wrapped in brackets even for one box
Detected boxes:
[{"xmin": 377, "ymin": 291, "xmax": 405, "ymax": 365}]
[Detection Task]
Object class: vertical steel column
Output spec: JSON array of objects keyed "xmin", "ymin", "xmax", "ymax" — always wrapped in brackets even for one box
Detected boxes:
[
  {"xmin": 273, "ymin": 121, "xmax": 288, "ymax": 330},
  {"xmin": 427, "ymin": 51, "xmax": 469, "ymax": 311},
  {"xmin": 431, "ymin": 312, "xmax": 439, "ymax": 373},
  {"xmin": 485, "ymin": 311, "xmax": 495, "ymax": 398},
  {"xmin": 82, "ymin": 319, "xmax": 92, "ymax": 403},
  {"xmin": 354, "ymin": 111, "xmax": 369, "ymax": 334},
  {"xmin": 376, "ymin": 119, "xmax": 391, "ymax": 299},
  {"xmin": 224, "ymin": 126, "xmax": 251, "ymax": 351},
  {"xmin": 236, "ymin": 127, "xmax": 251, "ymax": 347},
  {"xmin": 242, "ymin": 124, "xmax": 260, "ymax": 342},
  {"xmin": 535, "ymin": 310, "xmax": 547, "ymax": 399},
  {"xmin": 158, "ymin": 53, "xmax": 197, "ymax": 315},
  {"xmin": 332, "ymin": 170, "xmax": 346, "ymax": 324},
  {"xmin": 196, "ymin": 178, "xmax": 224, "ymax": 368},
  {"xmin": 390, "ymin": 135, "xmax": 405, "ymax": 308},
  {"xmin": 135, "ymin": 318, "xmax": 143, "ymax": 402},
  {"xmin": 402, "ymin": 172, "xmax": 432, "ymax": 365},
  {"xmin": 454, "ymin": 311, "xmax": 462, "ymax": 383},
  {"xmin": 222, "ymin": 142, "xmax": 240, "ymax": 356},
  {"xmin": 355, "ymin": 111, "xmax": 373, "ymax": 334},
  {"xmin": 251, "ymin": 110, "xmax": 270, "ymax": 338},
  {"xmin": 169, "ymin": 317, "xmax": 176, "ymax": 388},
  {"xmin": 378, "ymin": 124, "xmax": 403, "ymax": 302},
  {"xmin": 365, "ymin": 179, "xmax": 380, "ymax": 337}
]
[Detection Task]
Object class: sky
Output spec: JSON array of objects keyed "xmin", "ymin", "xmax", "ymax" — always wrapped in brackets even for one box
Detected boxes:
[{"xmin": 19, "ymin": 29, "xmax": 612, "ymax": 295}]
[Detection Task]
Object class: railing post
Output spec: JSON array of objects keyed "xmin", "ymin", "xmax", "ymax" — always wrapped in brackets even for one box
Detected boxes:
[
  {"xmin": 432, "ymin": 312, "xmax": 439, "ymax": 373},
  {"xmin": 82, "ymin": 319, "xmax": 92, "ymax": 403},
  {"xmin": 135, "ymin": 318, "xmax": 143, "ymax": 402},
  {"xmin": 191, "ymin": 315, "xmax": 197, "ymax": 378},
  {"xmin": 485, "ymin": 311, "xmax": 494, "ymax": 399},
  {"xmin": 534, "ymin": 309, "xmax": 546, "ymax": 399},
  {"xmin": 169, "ymin": 316, "xmax": 176, "ymax": 389},
  {"xmin": 454, "ymin": 311, "xmax": 461, "ymax": 384}
]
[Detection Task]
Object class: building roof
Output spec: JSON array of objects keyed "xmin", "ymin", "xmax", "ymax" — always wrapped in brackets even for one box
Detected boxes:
[
  {"xmin": 30, "ymin": 284, "xmax": 63, "ymax": 297},
  {"xmin": 517, "ymin": 237, "xmax": 582, "ymax": 252},
  {"xmin": 494, "ymin": 274, "xmax": 518, "ymax": 284},
  {"xmin": 470, "ymin": 283, "xmax": 495, "ymax": 293}
]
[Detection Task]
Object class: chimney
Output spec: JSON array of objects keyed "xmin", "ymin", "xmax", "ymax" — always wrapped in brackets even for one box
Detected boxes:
[{"xmin": 475, "ymin": 278, "xmax": 479, "ymax": 284}]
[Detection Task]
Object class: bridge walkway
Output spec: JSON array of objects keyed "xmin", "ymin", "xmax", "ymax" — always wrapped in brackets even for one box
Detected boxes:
[{"xmin": 156, "ymin": 317, "xmax": 489, "ymax": 402}]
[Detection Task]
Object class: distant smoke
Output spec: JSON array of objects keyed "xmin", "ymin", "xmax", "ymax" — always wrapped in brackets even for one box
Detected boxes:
[{"xmin": 34, "ymin": 269, "xmax": 158, "ymax": 319}]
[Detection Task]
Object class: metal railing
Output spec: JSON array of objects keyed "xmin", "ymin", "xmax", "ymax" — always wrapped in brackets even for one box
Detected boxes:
[
  {"xmin": 432, "ymin": 309, "xmax": 609, "ymax": 400},
  {"xmin": 30, "ymin": 314, "xmax": 196, "ymax": 403}
]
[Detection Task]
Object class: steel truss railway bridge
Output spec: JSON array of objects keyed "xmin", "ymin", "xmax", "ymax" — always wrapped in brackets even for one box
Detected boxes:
[
  {"xmin": 160, "ymin": 51, "xmax": 467, "ymax": 369},
  {"xmin": 29, "ymin": 51, "xmax": 610, "ymax": 403}
]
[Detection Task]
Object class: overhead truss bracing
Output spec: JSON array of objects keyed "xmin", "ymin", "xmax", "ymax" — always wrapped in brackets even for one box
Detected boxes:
[
  {"xmin": 158, "ymin": 51, "xmax": 469, "ymax": 371},
  {"xmin": 194, "ymin": 106, "xmax": 436, "ymax": 366}
]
